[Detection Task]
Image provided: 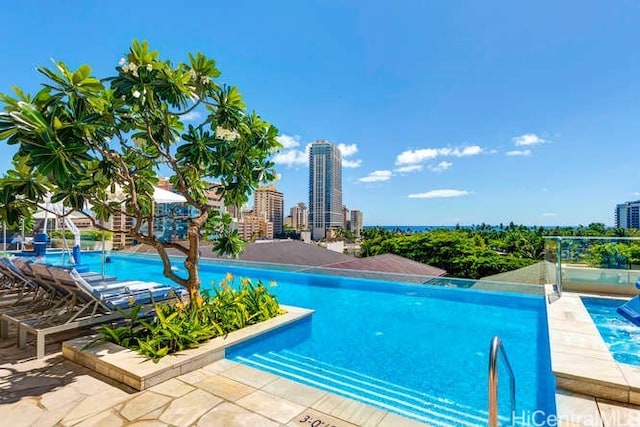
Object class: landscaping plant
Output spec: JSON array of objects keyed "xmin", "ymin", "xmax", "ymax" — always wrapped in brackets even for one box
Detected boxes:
[{"xmin": 99, "ymin": 275, "xmax": 284, "ymax": 362}]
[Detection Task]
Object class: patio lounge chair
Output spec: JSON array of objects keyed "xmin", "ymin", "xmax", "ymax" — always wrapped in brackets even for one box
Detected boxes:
[
  {"xmin": 617, "ymin": 280, "xmax": 640, "ymax": 326},
  {"xmin": 0, "ymin": 258, "xmax": 73, "ymax": 342},
  {"xmin": 0, "ymin": 258, "xmax": 60, "ymax": 311},
  {"xmin": 0, "ymin": 259, "xmax": 29, "ymax": 300},
  {"xmin": 1, "ymin": 264, "xmax": 186, "ymax": 358},
  {"xmin": 11, "ymin": 257, "xmax": 117, "ymax": 284}
]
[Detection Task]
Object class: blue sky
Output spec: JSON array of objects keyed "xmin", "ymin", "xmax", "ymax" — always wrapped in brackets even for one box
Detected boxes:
[{"xmin": 1, "ymin": 1, "xmax": 639, "ymax": 226}]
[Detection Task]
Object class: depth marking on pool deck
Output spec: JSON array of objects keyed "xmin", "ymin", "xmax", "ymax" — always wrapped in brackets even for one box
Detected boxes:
[{"xmin": 545, "ymin": 285, "xmax": 640, "ymax": 404}]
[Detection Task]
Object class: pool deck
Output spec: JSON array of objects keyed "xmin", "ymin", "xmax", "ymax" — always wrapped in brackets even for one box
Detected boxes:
[
  {"xmin": 3, "ymin": 288, "xmax": 640, "ymax": 425},
  {"xmin": 546, "ymin": 285, "xmax": 640, "ymax": 425},
  {"xmin": 0, "ymin": 330, "xmax": 425, "ymax": 426}
]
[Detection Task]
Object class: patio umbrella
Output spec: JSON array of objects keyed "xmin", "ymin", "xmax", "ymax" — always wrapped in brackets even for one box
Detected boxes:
[{"xmin": 153, "ymin": 187, "xmax": 187, "ymax": 204}]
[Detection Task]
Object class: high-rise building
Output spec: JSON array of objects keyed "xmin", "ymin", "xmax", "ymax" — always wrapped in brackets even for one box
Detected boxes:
[
  {"xmin": 309, "ymin": 140, "xmax": 342, "ymax": 240},
  {"xmin": 342, "ymin": 205, "xmax": 350, "ymax": 231},
  {"xmin": 350, "ymin": 209, "xmax": 363, "ymax": 238},
  {"xmin": 616, "ymin": 201, "xmax": 640, "ymax": 229},
  {"xmin": 290, "ymin": 202, "xmax": 308, "ymax": 231},
  {"xmin": 236, "ymin": 214, "xmax": 273, "ymax": 241},
  {"xmin": 254, "ymin": 185, "xmax": 284, "ymax": 235}
]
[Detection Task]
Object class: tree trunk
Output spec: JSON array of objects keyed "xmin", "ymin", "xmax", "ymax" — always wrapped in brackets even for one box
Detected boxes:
[{"xmin": 184, "ymin": 211, "xmax": 208, "ymax": 307}]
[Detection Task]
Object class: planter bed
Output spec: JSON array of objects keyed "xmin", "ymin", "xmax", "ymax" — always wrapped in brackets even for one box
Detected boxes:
[{"xmin": 62, "ymin": 305, "xmax": 313, "ymax": 390}]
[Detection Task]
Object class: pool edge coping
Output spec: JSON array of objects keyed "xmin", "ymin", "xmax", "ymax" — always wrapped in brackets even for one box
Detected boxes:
[
  {"xmin": 62, "ymin": 304, "xmax": 314, "ymax": 391},
  {"xmin": 545, "ymin": 284, "xmax": 640, "ymax": 405}
]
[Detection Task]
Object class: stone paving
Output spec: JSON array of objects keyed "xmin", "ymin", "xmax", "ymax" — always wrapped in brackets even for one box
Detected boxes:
[
  {"xmin": 4, "ymin": 322, "xmax": 640, "ymax": 426},
  {"xmin": 0, "ymin": 329, "xmax": 424, "ymax": 426},
  {"xmin": 556, "ymin": 390, "xmax": 640, "ymax": 427}
]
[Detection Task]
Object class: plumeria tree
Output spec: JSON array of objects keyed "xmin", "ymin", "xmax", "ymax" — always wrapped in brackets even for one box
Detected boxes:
[{"xmin": 0, "ymin": 40, "xmax": 280, "ymax": 304}]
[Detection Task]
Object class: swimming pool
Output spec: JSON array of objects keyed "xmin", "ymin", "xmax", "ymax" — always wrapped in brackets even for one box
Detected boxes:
[
  {"xmin": 70, "ymin": 253, "xmax": 556, "ymax": 426},
  {"xmin": 581, "ymin": 296, "xmax": 640, "ymax": 366}
]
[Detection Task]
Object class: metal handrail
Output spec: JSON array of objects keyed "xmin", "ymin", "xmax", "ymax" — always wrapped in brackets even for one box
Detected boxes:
[{"xmin": 488, "ymin": 336, "xmax": 516, "ymax": 427}]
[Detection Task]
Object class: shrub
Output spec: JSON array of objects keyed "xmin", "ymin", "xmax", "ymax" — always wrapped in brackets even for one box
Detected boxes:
[
  {"xmin": 48, "ymin": 230, "xmax": 112, "ymax": 241},
  {"xmin": 586, "ymin": 243, "xmax": 630, "ymax": 269},
  {"xmin": 81, "ymin": 230, "xmax": 113, "ymax": 241},
  {"xmin": 98, "ymin": 275, "xmax": 284, "ymax": 361}
]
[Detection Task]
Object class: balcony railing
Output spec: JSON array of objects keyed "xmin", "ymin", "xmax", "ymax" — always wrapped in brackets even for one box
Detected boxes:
[{"xmin": 544, "ymin": 236, "xmax": 640, "ymax": 296}]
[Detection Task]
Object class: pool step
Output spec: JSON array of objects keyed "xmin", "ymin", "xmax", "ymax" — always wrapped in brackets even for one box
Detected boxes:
[{"xmin": 235, "ymin": 350, "xmax": 502, "ymax": 427}]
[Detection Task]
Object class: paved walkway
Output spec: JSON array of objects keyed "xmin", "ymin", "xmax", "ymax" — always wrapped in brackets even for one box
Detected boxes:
[
  {"xmin": 556, "ymin": 390, "xmax": 640, "ymax": 426},
  {"xmin": 3, "ymin": 326, "xmax": 640, "ymax": 426},
  {"xmin": 0, "ymin": 330, "xmax": 422, "ymax": 426}
]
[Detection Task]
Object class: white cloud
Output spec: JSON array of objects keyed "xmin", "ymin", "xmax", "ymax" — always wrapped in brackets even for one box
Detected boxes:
[
  {"xmin": 358, "ymin": 170, "xmax": 392, "ymax": 183},
  {"xmin": 394, "ymin": 165, "xmax": 423, "ymax": 173},
  {"xmin": 272, "ymin": 144, "xmax": 310, "ymax": 167},
  {"xmin": 272, "ymin": 139, "xmax": 313, "ymax": 167},
  {"xmin": 451, "ymin": 146, "xmax": 482, "ymax": 156},
  {"xmin": 506, "ymin": 149, "xmax": 532, "ymax": 157},
  {"xmin": 337, "ymin": 143, "xmax": 358, "ymax": 157},
  {"xmin": 395, "ymin": 145, "xmax": 483, "ymax": 165},
  {"xmin": 632, "ymin": 192, "xmax": 640, "ymax": 197},
  {"xmin": 273, "ymin": 138, "xmax": 362, "ymax": 168},
  {"xmin": 396, "ymin": 148, "xmax": 439, "ymax": 165},
  {"xmin": 512, "ymin": 133, "xmax": 546, "ymax": 146},
  {"xmin": 276, "ymin": 134, "xmax": 301, "ymax": 149},
  {"xmin": 428, "ymin": 161, "xmax": 453, "ymax": 172},
  {"xmin": 342, "ymin": 159, "xmax": 362, "ymax": 168},
  {"xmin": 181, "ymin": 111, "xmax": 202, "ymax": 122},
  {"xmin": 408, "ymin": 189, "xmax": 470, "ymax": 199},
  {"xmin": 542, "ymin": 212, "xmax": 557, "ymax": 217},
  {"xmin": 337, "ymin": 143, "xmax": 362, "ymax": 168}
]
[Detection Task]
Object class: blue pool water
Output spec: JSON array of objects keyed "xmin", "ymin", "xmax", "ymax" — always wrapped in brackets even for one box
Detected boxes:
[
  {"xmin": 581, "ymin": 297, "xmax": 640, "ymax": 366},
  {"xmin": 66, "ymin": 253, "xmax": 556, "ymax": 426}
]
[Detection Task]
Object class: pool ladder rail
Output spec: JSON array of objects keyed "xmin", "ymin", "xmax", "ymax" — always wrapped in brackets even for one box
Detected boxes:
[{"xmin": 488, "ymin": 336, "xmax": 516, "ymax": 427}]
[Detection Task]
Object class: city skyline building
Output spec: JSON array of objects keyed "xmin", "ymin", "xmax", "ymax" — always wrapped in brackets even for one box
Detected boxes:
[
  {"xmin": 236, "ymin": 213, "xmax": 274, "ymax": 241},
  {"xmin": 254, "ymin": 185, "xmax": 284, "ymax": 235},
  {"xmin": 615, "ymin": 201, "xmax": 640, "ymax": 229},
  {"xmin": 290, "ymin": 202, "xmax": 308, "ymax": 231},
  {"xmin": 350, "ymin": 209, "xmax": 363, "ymax": 238},
  {"xmin": 309, "ymin": 140, "xmax": 343, "ymax": 241},
  {"xmin": 342, "ymin": 205, "xmax": 350, "ymax": 231}
]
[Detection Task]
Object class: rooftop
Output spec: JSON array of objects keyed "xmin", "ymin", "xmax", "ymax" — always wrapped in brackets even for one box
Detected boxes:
[
  {"xmin": 323, "ymin": 253, "xmax": 446, "ymax": 277},
  {"xmin": 125, "ymin": 240, "xmax": 447, "ymax": 278}
]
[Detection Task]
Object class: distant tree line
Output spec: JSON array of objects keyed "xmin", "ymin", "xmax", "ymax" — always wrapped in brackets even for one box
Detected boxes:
[{"xmin": 359, "ymin": 223, "xmax": 640, "ymax": 279}]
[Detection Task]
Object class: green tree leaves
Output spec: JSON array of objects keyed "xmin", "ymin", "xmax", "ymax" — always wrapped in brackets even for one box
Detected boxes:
[
  {"xmin": 0, "ymin": 39, "xmax": 281, "ymax": 299},
  {"xmin": 360, "ymin": 228, "xmax": 537, "ymax": 279},
  {"xmin": 98, "ymin": 278, "xmax": 282, "ymax": 362}
]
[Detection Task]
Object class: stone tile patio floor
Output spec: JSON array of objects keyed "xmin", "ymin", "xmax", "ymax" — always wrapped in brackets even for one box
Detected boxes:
[
  {"xmin": 3, "ymin": 329, "xmax": 640, "ymax": 426},
  {"xmin": 0, "ymin": 329, "xmax": 423, "ymax": 427}
]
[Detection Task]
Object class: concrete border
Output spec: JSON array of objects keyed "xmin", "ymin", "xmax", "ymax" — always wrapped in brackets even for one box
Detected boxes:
[
  {"xmin": 62, "ymin": 305, "xmax": 313, "ymax": 390},
  {"xmin": 545, "ymin": 285, "xmax": 640, "ymax": 404}
]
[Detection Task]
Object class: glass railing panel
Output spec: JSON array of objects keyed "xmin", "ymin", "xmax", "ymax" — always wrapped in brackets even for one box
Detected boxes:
[
  {"xmin": 544, "ymin": 236, "xmax": 640, "ymax": 295},
  {"xmin": 118, "ymin": 252, "xmax": 545, "ymax": 295}
]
